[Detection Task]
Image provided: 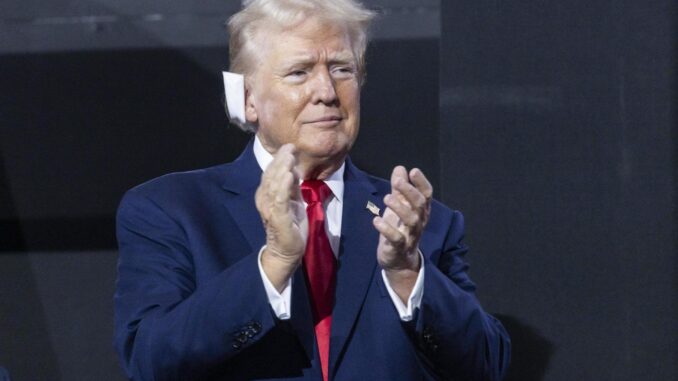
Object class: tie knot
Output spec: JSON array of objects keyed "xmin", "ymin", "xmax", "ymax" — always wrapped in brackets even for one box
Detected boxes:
[{"xmin": 301, "ymin": 180, "xmax": 332, "ymax": 204}]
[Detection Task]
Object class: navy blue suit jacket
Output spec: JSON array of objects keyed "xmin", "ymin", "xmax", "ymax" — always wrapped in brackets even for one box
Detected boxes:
[{"xmin": 114, "ymin": 140, "xmax": 510, "ymax": 380}]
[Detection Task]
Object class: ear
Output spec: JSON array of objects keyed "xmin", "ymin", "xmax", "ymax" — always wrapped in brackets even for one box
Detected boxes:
[{"xmin": 245, "ymin": 85, "xmax": 258, "ymax": 123}]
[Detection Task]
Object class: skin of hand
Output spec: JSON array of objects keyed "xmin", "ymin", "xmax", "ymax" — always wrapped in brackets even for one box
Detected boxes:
[
  {"xmin": 373, "ymin": 166, "xmax": 433, "ymax": 303},
  {"xmin": 256, "ymin": 143, "xmax": 308, "ymax": 292}
]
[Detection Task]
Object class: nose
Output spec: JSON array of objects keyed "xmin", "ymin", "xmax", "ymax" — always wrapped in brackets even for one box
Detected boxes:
[{"xmin": 310, "ymin": 68, "xmax": 338, "ymax": 105}]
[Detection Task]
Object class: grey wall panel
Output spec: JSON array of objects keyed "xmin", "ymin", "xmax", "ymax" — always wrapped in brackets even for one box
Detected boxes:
[
  {"xmin": 0, "ymin": 0, "xmax": 438, "ymax": 54},
  {"xmin": 440, "ymin": 1, "xmax": 675, "ymax": 380}
]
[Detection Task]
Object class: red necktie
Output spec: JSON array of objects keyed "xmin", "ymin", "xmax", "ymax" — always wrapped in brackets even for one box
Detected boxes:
[{"xmin": 301, "ymin": 180, "xmax": 336, "ymax": 381}]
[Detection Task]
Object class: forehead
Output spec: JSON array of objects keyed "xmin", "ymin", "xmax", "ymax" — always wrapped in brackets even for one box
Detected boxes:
[{"xmin": 257, "ymin": 18, "xmax": 355, "ymax": 65}]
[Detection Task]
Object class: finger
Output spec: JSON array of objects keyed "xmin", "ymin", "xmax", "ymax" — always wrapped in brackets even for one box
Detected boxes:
[
  {"xmin": 266, "ymin": 148, "xmax": 298, "ymax": 196},
  {"xmin": 255, "ymin": 187, "xmax": 270, "ymax": 219},
  {"xmin": 270, "ymin": 159, "xmax": 296, "ymax": 194},
  {"xmin": 390, "ymin": 166, "xmax": 409, "ymax": 195},
  {"xmin": 270, "ymin": 149, "xmax": 296, "ymax": 174},
  {"xmin": 265, "ymin": 144, "xmax": 296, "ymax": 177},
  {"xmin": 391, "ymin": 165, "xmax": 408, "ymax": 183},
  {"xmin": 277, "ymin": 143, "xmax": 297, "ymax": 156},
  {"xmin": 271, "ymin": 171, "xmax": 295, "ymax": 216},
  {"xmin": 261, "ymin": 161, "xmax": 290, "ymax": 197},
  {"xmin": 381, "ymin": 204, "xmax": 400, "ymax": 225},
  {"xmin": 393, "ymin": 177, "xmax": 426, "ymax": 211},
  {"xmin": 270, "ymin": 143, "xmax": 296, "ymax": 163},
  {"xmin": 384, "ymin": 194, "xmax": 418, "ymax": 227},
  {"xmin": 373, "ymin": 216, "xmax": 406, "ymax": 248},
  {"xmin": 257, "ymin": 145, "xmax": 298, "ymax": 224},
  {"xmin": 409, "ymin": 168, "xmax": 433, "ymax": 200}
]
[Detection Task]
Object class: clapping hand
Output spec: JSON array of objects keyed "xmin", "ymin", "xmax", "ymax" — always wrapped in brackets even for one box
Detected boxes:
[{"xmin": 373, "ymin": 166, "xmax": 432, "ymax": 301}]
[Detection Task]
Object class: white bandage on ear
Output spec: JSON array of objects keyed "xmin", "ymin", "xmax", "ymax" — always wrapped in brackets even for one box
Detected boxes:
[{"xmin": 222, "ymin": 71, "xmax": 247, "ymax": 126}]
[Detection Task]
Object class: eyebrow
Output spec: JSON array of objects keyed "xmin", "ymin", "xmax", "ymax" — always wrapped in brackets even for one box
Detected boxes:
[{"xmin": 279, "ymin": 52, "xmax": 356, "ymax": 68}]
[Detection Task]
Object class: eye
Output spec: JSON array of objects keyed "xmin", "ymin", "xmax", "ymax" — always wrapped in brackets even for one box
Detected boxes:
[
  {"xmin": 287, "ymin": 70, "xmax": 307, "ymax": 78},
  {"xmin": 331, "ymin": 66, "xmax": 356, "ymax": 79}
]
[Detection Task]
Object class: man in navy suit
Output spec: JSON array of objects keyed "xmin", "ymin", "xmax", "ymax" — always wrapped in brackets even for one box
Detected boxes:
[{"xmin": 114, "ymin": 1, "xmax": 510, "ymax": 380}]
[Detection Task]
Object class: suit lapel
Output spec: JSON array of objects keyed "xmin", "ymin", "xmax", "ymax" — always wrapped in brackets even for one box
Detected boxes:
[
  {"xmin": 220, "ymin": 140, "xmax": 266, "ymax": 251},
  {"xmin": 329, "ymin": 160, "xmax": 383, "ymax": 376}
]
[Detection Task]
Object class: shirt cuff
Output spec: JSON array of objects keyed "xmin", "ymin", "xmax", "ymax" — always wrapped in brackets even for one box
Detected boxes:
[
  {"xmin": 381, "ymin": 250, "xmax": 425, "ymax": 322},
  {"xmin": 257, "ymin": 246, "xmax": 292, "ymax": 320}
]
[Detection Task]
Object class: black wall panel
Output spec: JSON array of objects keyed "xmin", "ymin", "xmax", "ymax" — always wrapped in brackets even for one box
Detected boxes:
[{"xmin": 440, "ymin": 1, "xmax": 676, "ymax": 380}]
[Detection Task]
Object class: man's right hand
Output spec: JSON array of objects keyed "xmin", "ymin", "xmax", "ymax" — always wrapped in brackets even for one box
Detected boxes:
[{"xmin": 255, "ymin": 143, "xmax": 307, "ymax": 292}]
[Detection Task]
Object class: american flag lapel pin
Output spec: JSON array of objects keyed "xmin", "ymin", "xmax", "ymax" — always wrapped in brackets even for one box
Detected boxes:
[{"xmin": 365, "ymin": 201, "xmax": 380, "ymax": 216}]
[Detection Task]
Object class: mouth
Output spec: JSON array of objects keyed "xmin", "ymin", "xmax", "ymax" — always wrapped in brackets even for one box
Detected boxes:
[{"xmin": 304, "ymin": 116, "xmax": 343, "ymax": 125}]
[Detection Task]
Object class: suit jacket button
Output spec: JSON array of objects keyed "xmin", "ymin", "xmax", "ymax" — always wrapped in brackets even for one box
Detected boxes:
[
  {"xmin": 236, "ymin": 333, "xmax": 248, "ymax": 344},
  {"xmin": 232, "ymin": 342, "xmax": 242, "ymax": 350}
]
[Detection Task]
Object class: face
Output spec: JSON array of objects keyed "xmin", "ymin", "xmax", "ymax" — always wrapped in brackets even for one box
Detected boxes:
[{"xmin": 245, "ymin": 18, "xmax": 361, "ymax": 172}]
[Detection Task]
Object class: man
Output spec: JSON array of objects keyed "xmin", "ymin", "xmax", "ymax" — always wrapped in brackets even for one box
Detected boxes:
[{"xmin": 114, "ymin": 1, "xmax": 511, "ymax": 380}]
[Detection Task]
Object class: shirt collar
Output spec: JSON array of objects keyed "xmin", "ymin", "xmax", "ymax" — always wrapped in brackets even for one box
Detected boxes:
[{"xmin": 253, "ymin": 135, "xmax": 345, "ymax": 203}]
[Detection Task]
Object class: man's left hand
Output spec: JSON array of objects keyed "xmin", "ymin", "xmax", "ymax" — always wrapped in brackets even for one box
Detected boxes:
[{"xmin": 373, "ymin": 166, "xmax": 432, "ymax": 302}]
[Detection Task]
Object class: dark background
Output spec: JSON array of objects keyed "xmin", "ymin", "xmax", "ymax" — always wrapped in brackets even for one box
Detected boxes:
[{"xmin": 0, "ymin": 1, "xmax": 675, "ymax": 380}]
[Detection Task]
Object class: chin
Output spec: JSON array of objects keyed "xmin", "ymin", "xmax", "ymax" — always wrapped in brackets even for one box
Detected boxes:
[{"xmin": 306, "ymin": 136, "xmax": 351, "ymax": 158}]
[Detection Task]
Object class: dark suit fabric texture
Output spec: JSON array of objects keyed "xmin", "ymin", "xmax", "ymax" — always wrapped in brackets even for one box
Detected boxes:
[
  {"xmin": 0, "ymin": 367, "xmax": 10, "ymax": 381},
  {"xmin": 114, "ymin": 140, "xmax": 511, "ymax": 381}
]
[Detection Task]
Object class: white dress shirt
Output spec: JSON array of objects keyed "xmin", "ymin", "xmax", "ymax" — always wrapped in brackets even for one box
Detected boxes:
[{"xmin": 253, "ymin": 136, "xmax": 424, "ymax": 321}]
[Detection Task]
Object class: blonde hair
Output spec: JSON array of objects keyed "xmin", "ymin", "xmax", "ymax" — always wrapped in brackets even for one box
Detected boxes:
[{"xmin": 227, "ymin": 0, "xmax": 375, "ymax": 81}]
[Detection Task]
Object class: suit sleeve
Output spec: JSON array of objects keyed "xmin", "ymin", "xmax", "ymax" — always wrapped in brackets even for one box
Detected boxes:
[
  {"xmin": 409, "ymin": 210, "xmax": 511, "ymax": 381},
  {"xmin": 113, "ymin": 189, "xmax": 277, "ymax": 381}
]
